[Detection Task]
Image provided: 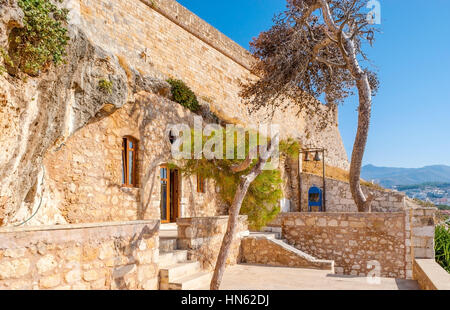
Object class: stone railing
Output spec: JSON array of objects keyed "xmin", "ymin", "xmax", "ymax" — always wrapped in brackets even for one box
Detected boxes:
[
  {"xmin": 413, "ymin": 259, "xmax": 450, "ymax": 290},
  {"xmin": 177, "ymin": 216, "xmax": 249, "ymax": 271},
  {"xmin": 0, "ymin": 221, "xmax": 159, "ymax": 290}
]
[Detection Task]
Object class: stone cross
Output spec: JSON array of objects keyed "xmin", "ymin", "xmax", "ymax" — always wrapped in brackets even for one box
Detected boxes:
[{"xmin": 140, "ymin": 48, "xmax": 150, "ymax": 63}]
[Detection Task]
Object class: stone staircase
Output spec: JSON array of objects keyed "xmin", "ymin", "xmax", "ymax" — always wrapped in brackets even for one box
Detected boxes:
[
  {"xmin": 242, "ymin": 227, "xmax": 335, "ymax": 272},
  {"xmin": 159, "ymin": 236, "xmax": 212, "ymax": 290}
]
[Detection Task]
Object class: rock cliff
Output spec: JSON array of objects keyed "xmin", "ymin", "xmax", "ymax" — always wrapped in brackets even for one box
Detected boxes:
[{"xmin": 0, "ymin": 0, "xmax": 169, "ymax": 225}]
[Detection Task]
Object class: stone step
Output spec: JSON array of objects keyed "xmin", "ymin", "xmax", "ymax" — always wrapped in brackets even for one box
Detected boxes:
[
  {"xmin": 250, "ymin": 232, "xmax": 279, "ymax": 240},
  {"xmin": 160, "ymin": 261, "xmax": 201, "ymax": 282},
  {"xmin": 168, "ymin": 271, "xmax": 213, "ymax": 290},
  {"xmin": 159, "ymin": 250, "xmax": 188, "ymax": 268},
  {"xmin": 262, "ymin": 226, "xmax": 282, "ymax": 239},
  {"xmin": 159, "ymin": 237, "xmax": 177, "ymax": 252}
]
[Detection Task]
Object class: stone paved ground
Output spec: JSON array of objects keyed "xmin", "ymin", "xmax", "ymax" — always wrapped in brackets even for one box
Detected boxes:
[{"xmin": 202, "ymin": 264, "xmax": 420, "ymax": 290}]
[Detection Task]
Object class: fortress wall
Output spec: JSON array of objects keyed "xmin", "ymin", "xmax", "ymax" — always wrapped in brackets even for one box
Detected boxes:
[{"xmin": 76, "ymin": 0, "xmax": 252, "ymax": 123}]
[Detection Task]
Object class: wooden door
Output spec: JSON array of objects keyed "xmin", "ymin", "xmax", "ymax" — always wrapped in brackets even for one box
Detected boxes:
[
  {"xmin": 160, "ymin": 165, "xmax": 170, "ymax": 224},
  {"xmin": 160, "ymin": 165, "xmax": 181, "ymax": 223},
  {"xmin": 170, "ymin": 169, "xmax": 180, "ymax": 222}
]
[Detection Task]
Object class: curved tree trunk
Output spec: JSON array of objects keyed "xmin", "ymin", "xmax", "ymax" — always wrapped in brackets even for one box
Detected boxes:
[
  {"xmin": 319, "ymin": 0, "xmax": 375, "ymax": 212},
  {"xmin": 209, "ymin": 174, "xmax": 254, "ymax": 290},
  {"xmin": 210, "ymin": 136, "xmax": 278, "ymax": 290},
  {"xmin": 349, "ymin": 74, "xmax": 374, "ymax": 212}
]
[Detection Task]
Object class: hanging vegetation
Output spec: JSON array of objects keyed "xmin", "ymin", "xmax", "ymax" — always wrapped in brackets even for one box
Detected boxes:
[
  {"xmin": 5, "ymin": 0, "xmax": 69, "ymax": 76},
  {"xmin": 174, "ymin": 128, "xmax": 300, "ymax": 230},
  {"xmin": 167, "ymin": 78, "xmax": 201, "ymax": 113}
]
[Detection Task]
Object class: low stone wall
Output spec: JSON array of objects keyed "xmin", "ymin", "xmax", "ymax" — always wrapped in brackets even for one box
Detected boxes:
[
  {"xmin": 282, "ymin": 213, "xmax": 409, "ymax": 278},
  {"xmin": 177, "ymin": 216, "xmax": 249, "ymax": 271},
  {"xmin": 413, "ymin": 259, "xmax": 450, "ymax": 290},
  {"xmin": 299, "ymin": 173, "xmax": 406, "ymax": 212},
  {"xmin": 240, "ymin": 235, "xmax": 334, "ymax": 271},
  {"xmin": 0, "ymin": 221, "xmax": 159, "ymax": 290}
]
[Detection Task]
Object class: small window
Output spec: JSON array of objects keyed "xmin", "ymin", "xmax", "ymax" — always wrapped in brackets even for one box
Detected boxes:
[
  {"xmin": 122, "ymin": 136, "xmax": 138, "ymax": 187},
  {"xmin": 197, "ymin": 174, "xmax": 206, "ymax": 194}
]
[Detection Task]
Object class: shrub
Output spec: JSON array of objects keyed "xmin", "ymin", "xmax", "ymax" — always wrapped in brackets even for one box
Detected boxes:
[
  {"xmin": 435, "ymin": 225, "xmax": 450, "ymax": 273},
  {"xmin": 7, "ymin": 0, "xmax": 69, "ymax": 76},
  {"xmin": 167, "ymin": 78, "xmax": 200, "ymax": 112},
  {"xmin": 98, "ymin": 78, "xmax": 113, "ymax": 94},
  {"xmin": 0, "ymin": 48, "xmax": 11, "ymax": 74}
]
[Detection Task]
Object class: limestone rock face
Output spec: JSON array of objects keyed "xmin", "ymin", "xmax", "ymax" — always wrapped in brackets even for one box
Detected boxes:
[{"xmin": 0, "ymin": 2, "xmax": 135, "ymax": 225}]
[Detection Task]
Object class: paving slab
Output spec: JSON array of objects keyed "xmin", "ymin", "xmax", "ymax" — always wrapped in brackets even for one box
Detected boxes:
[{"xmin": 201, "ymin": 264, "xmax": 420, "ymax": 290}]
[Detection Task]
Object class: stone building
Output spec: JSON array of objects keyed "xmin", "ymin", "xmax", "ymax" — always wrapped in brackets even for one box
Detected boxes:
[
  {"xmin": 0, "ymin": 0, "xmax": 443, "ymax": 290},
  {"xmin": 0, "ymin": 0, "xmax": 349, "ymax": 227}
]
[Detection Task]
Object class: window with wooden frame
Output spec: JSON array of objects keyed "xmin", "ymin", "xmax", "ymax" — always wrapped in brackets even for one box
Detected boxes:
[
  {"xmin": 196, "ymin": 174, "xmax": 206, "ymax": 194},
  {"xmin": 122, "ymin": 136, "xmax": 138, "ymax": 187}
]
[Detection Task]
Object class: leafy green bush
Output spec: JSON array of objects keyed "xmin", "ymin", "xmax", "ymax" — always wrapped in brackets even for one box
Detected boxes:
[
  {"xmin": 167, "ymin": 78, "xmax": 200, "ymax": 112},
  {"xmin": 6, "ymin": 0, "xmax": 69, "ymax": 76},
  {"xmin": 435, "ymin": 225, "xmax": 450, "ymax": 273}
]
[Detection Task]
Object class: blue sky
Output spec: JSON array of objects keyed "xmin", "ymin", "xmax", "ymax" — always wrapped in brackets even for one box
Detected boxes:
[{"xmin": 177, "ymin": 0, "xmax": 450, "ymax": 168}]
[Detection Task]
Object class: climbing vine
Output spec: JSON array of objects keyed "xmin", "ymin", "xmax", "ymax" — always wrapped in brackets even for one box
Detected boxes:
[{"xmin": 5, "ymin": 0, "xmax": 69, "ymax": 76}]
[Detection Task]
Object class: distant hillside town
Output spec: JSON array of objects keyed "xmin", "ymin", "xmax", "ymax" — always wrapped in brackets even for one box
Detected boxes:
[
  {"xmin": 393, "ymin": 183, "xmax": 450, "ymax": 207},
  {"xmin": 361, "ymin": 164, "xmax": 450, "ymax": 208}
]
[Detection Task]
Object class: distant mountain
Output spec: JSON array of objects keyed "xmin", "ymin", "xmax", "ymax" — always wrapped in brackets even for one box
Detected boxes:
[{"xmin": 361, "ymin": 164, "xmax": 450, "ymax": 188}]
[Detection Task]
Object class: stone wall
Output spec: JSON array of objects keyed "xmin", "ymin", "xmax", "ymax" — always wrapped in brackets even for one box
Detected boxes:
[
  {"xmin": 0, "ymin": 221, "xmax": 159, "ymax": 290},
  {"xmin": 177, "ymin": 216, "xmax": 249, "ymax": 271},
  {"xmin": 282, "ymin": 213, "xmax": 409, "ymax": 279},
  {"xmin": 299, "ymin": 173, "xmax": 406, "ymax": 212}
]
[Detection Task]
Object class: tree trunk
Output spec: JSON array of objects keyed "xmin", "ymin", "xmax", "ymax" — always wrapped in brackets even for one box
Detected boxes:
[
  {"xmin": 209, "ymin": 174, "xmax": 254, "ymax": 290},
  {"xmin": 342, "ymin": 39, "xmax": 375, "ymax": 213},
  {"xmin": 210, "ymin": 136, "xmax": 278, "ymax": 290},
  {"xmin": 349, "ymin": 73, "xmax": 374, "ymax": 212},
  {"xmin": 318, "ymin": 0, "xmax": 375, "ymax": 212}
]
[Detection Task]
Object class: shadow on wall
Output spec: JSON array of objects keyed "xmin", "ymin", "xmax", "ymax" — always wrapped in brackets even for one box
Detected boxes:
[
  {"xmin": 112, "ymin": 222, "xmax": 159, "ymax": 290},
  {"xmin": 130, "ymin": 93, "xmax": 177, "ymax": 221}
]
